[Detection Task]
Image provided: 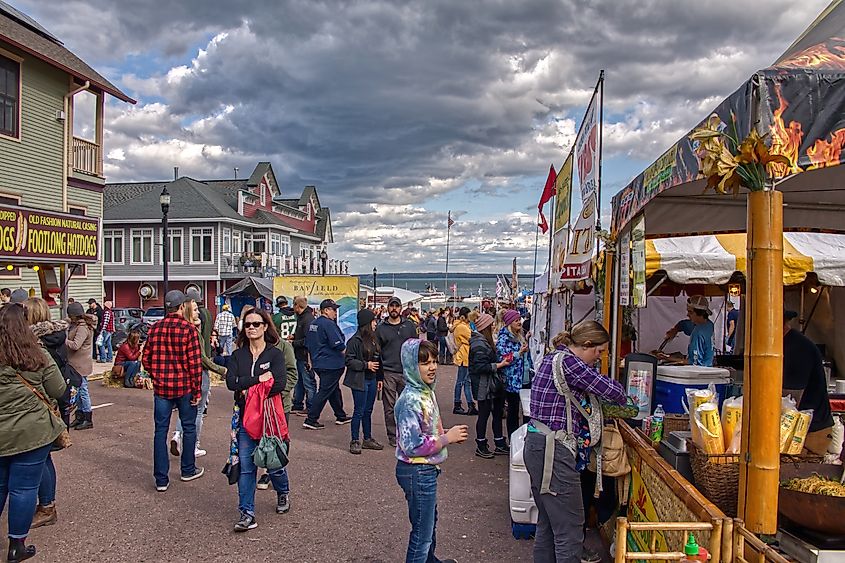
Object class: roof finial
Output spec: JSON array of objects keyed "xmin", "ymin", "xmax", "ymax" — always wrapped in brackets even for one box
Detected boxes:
[{"xmin": 234, "ymin": 167, "xmax": 239, "ymax": 179}]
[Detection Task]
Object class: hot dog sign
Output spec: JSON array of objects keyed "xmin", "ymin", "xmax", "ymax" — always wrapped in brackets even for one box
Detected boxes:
[{"xmin": 0, "ymin": 205, "xmax": 99, "ymax": 262}]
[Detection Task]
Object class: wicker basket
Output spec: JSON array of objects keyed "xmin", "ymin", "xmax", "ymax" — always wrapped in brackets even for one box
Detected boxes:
[{"xmin": 663, "ymin": 414, "xmax": 690, "ymax": 435}]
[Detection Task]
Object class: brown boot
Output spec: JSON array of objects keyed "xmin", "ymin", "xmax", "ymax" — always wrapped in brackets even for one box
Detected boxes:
[{"xmin": 31, "ymin": 504, "xmax": 57, "ymax": 528}]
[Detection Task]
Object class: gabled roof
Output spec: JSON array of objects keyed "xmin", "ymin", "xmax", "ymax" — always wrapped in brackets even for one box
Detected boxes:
[
  {"xmin": 247, "ymin": 162, "xmax": 271, "ymax": 187},
  {"xmin": 0, "ymin": 2, "xmax": 134, "ymax": 103},
  {"xmin": 105, "ymin": 177, "xmax": 243, "ymax": 221}
]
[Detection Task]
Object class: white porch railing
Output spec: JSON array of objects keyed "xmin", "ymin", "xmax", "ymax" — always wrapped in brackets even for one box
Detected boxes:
[{"xmin": 71, "ymin": 137, "xmax": 102, "ymax": 176}]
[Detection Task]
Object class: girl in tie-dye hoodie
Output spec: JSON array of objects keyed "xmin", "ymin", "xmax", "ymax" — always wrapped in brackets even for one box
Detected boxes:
[{"xmin": 394, "ymin": 339, "xmax": 467, "ymax": 563}]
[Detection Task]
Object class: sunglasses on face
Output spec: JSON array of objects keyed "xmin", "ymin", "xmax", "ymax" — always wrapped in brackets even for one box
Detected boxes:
[{"xmin": 244, "ymin": 322, "xmax": 266, "ymax": 329}]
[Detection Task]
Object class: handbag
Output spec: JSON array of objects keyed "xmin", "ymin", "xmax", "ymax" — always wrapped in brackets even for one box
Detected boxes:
[
  {"xmin": 16, "ymin": 373, "xmax": 71, "ymax": 450},
  {"xmin": 253, "ymin": 397, "xmax": 289, "ymax": 470},
  {"xmin": 221, "ymin": 404, "xmax": 241, "ymax": 486},
  {"xmin": 95, "ymin": 332, "xmax": 104, "ymax": 347},
  {"xmin": 62, "ymin": 362, "xmax": 84, "ymax": 388}
]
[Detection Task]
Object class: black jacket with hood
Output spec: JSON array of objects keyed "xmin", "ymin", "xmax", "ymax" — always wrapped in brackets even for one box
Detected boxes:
[
  {"xmin": 343, "ymin": 331, "xmax": 384, "ymax": 391},
  {"xmin": 468, "ymin": 331, "xmax": 501, "ymax": 401},
  {"xmin": 292, "ymin": 307, "xmax": 315, "ymax": 362},
  {"xmin": 31, "ymin": 320, "xmax": 72, "ymax": 425}
]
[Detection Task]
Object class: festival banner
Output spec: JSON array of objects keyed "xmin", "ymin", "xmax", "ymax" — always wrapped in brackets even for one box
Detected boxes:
[
  {"xmin": 631, "ymin": 215, "xmax": 647, "ymax": 308},
  {"xmin": 273, "ymin": 276, "xmax": 360, "ymax": 341},
  {"xmin": 575, "ymin": 84, "xmax": 601, "ymax": 203},
  {"xmin": 550, "ymin": 228, "xmax": 569, "ymax": 290},
  {"xmin": 560, "ymin": 194, "xmax": 596, "ymax": 282},
  {"xmin": 0, "ymin": 204, "xmax": 99, "ymax": 263},
  {"xmin": 619, "ymin": 231, "xmax": 631, "ymax": 306},
  {"xmin": 553, "ymin": 153, "xmax": 573, "ymax": 234},
  {"xmin": 627, "ymin": 465, "xmax": 669, "ymax": 553}
]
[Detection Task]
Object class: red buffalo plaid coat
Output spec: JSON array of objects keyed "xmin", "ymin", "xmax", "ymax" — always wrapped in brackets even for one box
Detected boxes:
[{"xmin": 142, "ymin": 313, "xmax": 202, "ymax": 400}]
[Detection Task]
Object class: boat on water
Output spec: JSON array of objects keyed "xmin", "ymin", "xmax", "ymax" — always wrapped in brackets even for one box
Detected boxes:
[
  {"xmin": 419, "ymin": 283, "xmax": 447, "ymax": 304},
  {"xmin": 461, "ymin": 284, "xmax": 486, "ymax": 304}
]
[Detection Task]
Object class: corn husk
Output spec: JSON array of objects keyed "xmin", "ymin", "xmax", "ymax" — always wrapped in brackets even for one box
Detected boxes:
[
  {"xmin": 721, "ymin": 396, "xmax": 743, "ymax": 453},
  {"xmin": 786, "ymin": 410, "xmax": 813, "ymax": 455},
  {"xmin": 695, "ymin": 402, "xmax": 725, "ymax": 454},
  {"xmin": 686, "ymin": 387, "xmax": 717, "ymax": 445}
]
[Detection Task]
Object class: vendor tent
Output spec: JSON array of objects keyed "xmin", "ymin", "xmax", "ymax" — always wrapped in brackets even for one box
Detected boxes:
[
  {"xmin": 645, "ymin": 232, "xmax": 845, "ymax": 286},
  {"xmin": 220, "ymin": 276, "xmax": 274, "ymax": 300}
]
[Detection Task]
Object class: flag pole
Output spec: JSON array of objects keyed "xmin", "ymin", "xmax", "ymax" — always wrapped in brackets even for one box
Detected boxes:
[
  {"xmin": 532, "ymin": 211, "xmax": 541, "ymax": 296},
  {"xmin": 445, "ymin": 211, "xmax": 451, "ymax": 309}
]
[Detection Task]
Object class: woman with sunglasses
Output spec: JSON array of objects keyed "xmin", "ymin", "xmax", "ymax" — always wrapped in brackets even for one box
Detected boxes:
[{"xmin": 225, "ymin": 308, "xmax": 290, "ymax": 532}]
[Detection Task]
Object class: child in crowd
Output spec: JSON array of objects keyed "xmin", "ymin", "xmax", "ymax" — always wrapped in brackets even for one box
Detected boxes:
[{"xmin": 394, "ymin": 339, "xmax": 468, "ymax": 563}]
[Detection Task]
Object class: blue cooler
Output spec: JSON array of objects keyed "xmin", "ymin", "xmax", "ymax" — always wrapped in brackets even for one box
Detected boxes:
[{"xmin": 655, "ymin": 365, "xmax": 731, "ymax": 414}]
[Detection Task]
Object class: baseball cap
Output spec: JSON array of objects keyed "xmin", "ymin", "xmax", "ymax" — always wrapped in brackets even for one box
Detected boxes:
[
  {"xmin": 387, "ymin": 296, "xmax": 402, "ymax": 307},
  {"xmin": 87, "ymin": 298, "xmax": 97, "ymax": 304},
  {"xmin": 67, "ymin": 302, "xmax": 84, "ymax": 317},
  {"xmin": 164, "ymin": 289, "xmax": 187, "ymax": 309},
  {"xmin": 320, "ymin": 299, "xmax": 339, "ymax": 310},
  {"xmin": 9, "ymin": 289, "xmax": 28, "ymax": 304},
  {"xmin": 784, "ymin": 310, "xmax": 799, "ymax": 321},
  {"xmin": 276, "ymin": 296, "xmax": 288, "ymax": 306}
]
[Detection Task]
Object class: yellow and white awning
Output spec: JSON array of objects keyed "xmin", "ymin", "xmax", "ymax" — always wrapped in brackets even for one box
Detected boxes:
[{"xmin": 645, "ymin": 233, "xmax": 845, "ymax": 286}]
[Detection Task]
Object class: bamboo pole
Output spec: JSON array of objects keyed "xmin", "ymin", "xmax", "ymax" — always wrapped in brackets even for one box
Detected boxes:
[
  {"xmin": 737, "ymin": 189, "xmax": 783, "ymax": 534},
  {"xmin": 615, "ymin": 518, "xmax": 628, "ymax": 563}
]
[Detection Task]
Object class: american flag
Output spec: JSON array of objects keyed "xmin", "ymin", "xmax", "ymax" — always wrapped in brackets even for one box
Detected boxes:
[{"xmin": 448, "ymin": 211, "xmax": 454, "ymax": 229}]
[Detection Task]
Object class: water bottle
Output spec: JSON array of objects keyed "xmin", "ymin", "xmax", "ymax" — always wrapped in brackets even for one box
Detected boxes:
[{"xmin": 650, "ymin": 404, "xmax": 665, "ymax": 443}]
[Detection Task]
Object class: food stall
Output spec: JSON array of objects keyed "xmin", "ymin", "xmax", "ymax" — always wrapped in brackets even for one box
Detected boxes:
[{"xmin": 601, "ymin": 2, "xmax": 845, "ymax": 557}]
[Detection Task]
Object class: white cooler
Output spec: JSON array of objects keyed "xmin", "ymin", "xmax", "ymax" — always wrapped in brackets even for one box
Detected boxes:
[{"xmin": 509, "ymin": 389, "xmax": 537, "ymax": 539}]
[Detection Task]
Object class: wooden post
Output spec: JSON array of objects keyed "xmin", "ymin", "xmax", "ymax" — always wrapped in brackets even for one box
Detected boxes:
[
  {"xmin": 615, "ymin": 517, "xmax": 628, "ymax": 563},
  {"xmin": 738, "ymin": 189, "xmax": 783, "ymax": 534}
]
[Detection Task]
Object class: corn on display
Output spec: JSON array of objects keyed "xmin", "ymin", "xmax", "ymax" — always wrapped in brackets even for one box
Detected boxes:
[
  {"xmin": 696, "ymin": 403, "xmax": 725, "ymax": 454},
  {"xmin": 786, "ymin": 411, "xmax": 813, "ymax": 455},
  {"xmin": 721, "ymin": 396, "xmax": 743, "ymax": 453},
  {"xmin": 784, "ymin": 475, "xmax": 845, "ymax": 497}
]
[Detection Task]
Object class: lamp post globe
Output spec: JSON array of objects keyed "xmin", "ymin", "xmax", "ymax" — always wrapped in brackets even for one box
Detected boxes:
[{"xmin": 160, "ymin": 186, "xmax": 171, "ymax": 296}]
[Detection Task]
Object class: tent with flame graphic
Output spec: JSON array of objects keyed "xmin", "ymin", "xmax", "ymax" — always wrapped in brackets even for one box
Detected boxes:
[{"xmin": 612, "ymin": 0, "xmax": 845, "ymax": 240}]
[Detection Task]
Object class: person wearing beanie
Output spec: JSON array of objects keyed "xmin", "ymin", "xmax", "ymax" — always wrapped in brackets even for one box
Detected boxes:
[
  {"xmin": 452, "ymin": 307, "xmax": 477, "ymax": 416},
  {"xmin": 469, "ymin": 312, "xmax": 511, "ymax": 458},
  {"xmin": 342, "ymin": 309, "xmax": 385, "ymax": 454},
  {"xmin": 496, "ymin": 308, "xmax": 532, "ymax": 438}
]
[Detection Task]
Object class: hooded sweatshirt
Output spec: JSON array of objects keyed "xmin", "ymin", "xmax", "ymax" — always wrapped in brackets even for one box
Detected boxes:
[{"xmin": 394, "ymin": 339, "xmax": 448, "ymax": 465}]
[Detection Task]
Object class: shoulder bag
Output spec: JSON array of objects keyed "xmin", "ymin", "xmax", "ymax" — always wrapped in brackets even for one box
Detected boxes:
[
  {"xmin": 253, "ymin": 397, "xmax": 289, "ymax": 470},
  {"xmin": 16, "ymin": 373, "xmax": 71, "ymax": 450}
]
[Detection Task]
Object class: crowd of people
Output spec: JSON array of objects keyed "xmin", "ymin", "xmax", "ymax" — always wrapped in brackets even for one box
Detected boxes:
[{"xmin": 1, "ymin": 283, "xmax": 633, "ymax": 563}]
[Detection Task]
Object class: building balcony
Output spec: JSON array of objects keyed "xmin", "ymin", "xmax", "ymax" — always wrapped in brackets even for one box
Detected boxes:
[
  {"xmin": 71, "ymin": 137, "xmax": 103, "ymax": 177},
  {"xmin": 221, "ymin": 252, "xmax": 348, "ymax": 278}
]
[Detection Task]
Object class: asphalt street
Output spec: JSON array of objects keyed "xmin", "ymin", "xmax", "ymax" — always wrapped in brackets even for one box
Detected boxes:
[{"xmin": 17, "ymin": 364, "xmax": 534, "ymax": 563}]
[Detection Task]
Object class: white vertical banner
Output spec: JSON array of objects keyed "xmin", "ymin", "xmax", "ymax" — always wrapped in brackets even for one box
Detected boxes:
[
  {"xmin": 619, "ymin": 231, "xmax": 631, "ymax": 306},
  {"xmin": 561, "ymin": 194, "xmax": 596, "ymax": 282},
  {"xmin": 575, "ymin": 85, "xmax": 600, "ymax": 203}
]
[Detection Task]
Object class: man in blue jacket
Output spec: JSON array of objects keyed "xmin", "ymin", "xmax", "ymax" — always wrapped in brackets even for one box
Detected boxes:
[{"xmin": 303, "ymin": 299, "xmax": 351, "ymax": 429}]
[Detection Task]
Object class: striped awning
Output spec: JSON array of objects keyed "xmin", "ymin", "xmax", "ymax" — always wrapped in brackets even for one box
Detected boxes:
[{"xmin": 645, "ymin": 233, "xmax": 845, "ymax": 286}]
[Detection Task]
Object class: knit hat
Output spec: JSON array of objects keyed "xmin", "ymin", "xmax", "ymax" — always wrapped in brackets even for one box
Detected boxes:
[
  {"xmin": 67, "ymin": 302, "xmax": 84, "ymax": 317},
  {"xmin": 476, "ymin": 313, "xmax": 494, "ymax": 332},
  {"xmin": 502, "ymin": 309, "xmax": 521, "ymax": 326},
  {"xmin": 9, "ymin": 288, "xmax": 28, "ymax": 304},
  {"xmin": 357, "ymin": 308, "xmax": 376, "ymax": 327}
]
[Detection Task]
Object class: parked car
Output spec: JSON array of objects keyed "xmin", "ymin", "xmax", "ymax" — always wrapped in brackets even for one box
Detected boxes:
[
  {"xmin": 113, "ymin": 307, "xmax": 144, "ymax": 333},
  {"xmin": 142, "ymin": 307, "xmax": 166, "ymax": 325}
]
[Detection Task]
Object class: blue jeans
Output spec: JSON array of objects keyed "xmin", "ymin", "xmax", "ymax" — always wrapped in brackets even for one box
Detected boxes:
[
  {"xmin": 153, "ymin": 394, "xmax": 197, "ymax": 486},
  {"xmin": 351, "ymin": 378, "xmax": 378, "ymax": 441},
  {"xmin": 122, "ymin": 360, "xmax": 142, "ymax": 387},
  {"xmin": 396, "ymin": 461, "xmax": 442, "ymax": 563},
  {"xmin": 176, "ymin": 371, "xmax": 210, "ymax": 445},
  {"xmin": 237, "ymin": 427, "xmax": 289, "ymax": 516},
  {"xmin": 438, "ymin": 337, "xmax": 447, "ymax": 361},
  {"xmin": 38, "ymin": 453, "xmax": 56, "ymax": 506},
  {"xmin": 453, "ymin": 366, "xmax": 473, "ymax": 405},
  {"xmin": 76, "ymin": 376, "xmax": 91, "ymax": 412},
  {"xmin": 0, "ymin": 444, "xmax": 52, "ymax": 538},
  {"xmin": 292, "ymin": 359, "xmax": 316, "ymax": 411},
  {"xmin": 98, "ymin": 330, "xmax": 113, "ymax": 362},
  {"xmin": 306, "ymin": 368, "xmax": 347, "ymax": 423},
  {"xmin": 219, "ymin": 335, "xmax": 233, "ymax": 355}
]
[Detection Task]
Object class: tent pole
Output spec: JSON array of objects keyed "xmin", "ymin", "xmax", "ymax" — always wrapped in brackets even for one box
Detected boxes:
[
  {"xmin": 609, "ymin": 239, "xmax": 622, "ymax": 379},
  {"xmin": 738, "ymin": 189, "xmax": 783, "ymax": 534}
]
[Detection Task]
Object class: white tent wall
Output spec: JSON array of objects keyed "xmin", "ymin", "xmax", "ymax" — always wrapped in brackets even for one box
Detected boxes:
[{"xmin": 634, "ymin": 296, "xmax": 728, "ymax": 357}]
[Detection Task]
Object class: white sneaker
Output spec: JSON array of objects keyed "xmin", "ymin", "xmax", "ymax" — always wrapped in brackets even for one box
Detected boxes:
[
  {"xmin": 170, "ymin": 431, "xmax": 182, "ymax": 457},
  {"xmin": 195, "ymin": 447, "xmax": 207, "ymax": 457}
]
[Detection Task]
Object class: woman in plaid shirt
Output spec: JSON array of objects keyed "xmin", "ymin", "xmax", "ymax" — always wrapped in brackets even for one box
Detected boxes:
[{"xmin": 523, "ymin": 321, "xmax": 626, "ymax": 563}]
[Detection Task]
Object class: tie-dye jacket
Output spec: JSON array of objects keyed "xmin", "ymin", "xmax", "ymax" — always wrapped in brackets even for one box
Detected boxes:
[
  {"xmin": 496, "ymin": 326, "xmax": 532, "ymax": 393},
  {"xmin": 394, "ymin": 339, "xmax": 449, "ymax": 465}
]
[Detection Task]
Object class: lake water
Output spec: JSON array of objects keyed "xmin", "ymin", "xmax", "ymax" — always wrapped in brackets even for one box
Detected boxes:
[{"xmin": 355, "ymin": 273, "xmax": 517, "ymax": 298}]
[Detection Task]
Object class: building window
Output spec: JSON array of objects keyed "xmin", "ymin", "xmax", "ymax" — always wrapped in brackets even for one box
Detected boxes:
[
  {"xmin": 281, "ymin": 235, "xmax": 291, "ymax": 256},
  {"xmin": 191, "ymin": 227, "xmax": 213, "ymax": 263},
  {"xmin": 0, "ymin": 194, "xmax": 19, "ymax": 205},
  {"xmin": 131, "ymin": 228, "xmax": 153, "ymax": 264},
  {"xmin": 233, "ymin": 231, "xmax": 241, "ymax": 254},
  {"xmin": 0, "ymin": 55, "xmax": 19, "ymax": 138},
  {"xmin": 103, "ymin": 229, "xmax": 124, "ymax": 264},
  {"xmin": 161, "ymin": 227, "xmax": 183, "ymax": 264},
  {"xmin": 260, "ymin": 183, "xmax": 266, "ymax": 206},
  {"xmin": 270, "ymin": 233, "xmax": 281, "ymax": 255},
  {"xmin": 222, "ymin": 227, "xmax": 231, "ymax": 254},
  {"xmin": 252, "ymin": 233, "xmax": 266, "ymax": 254}
]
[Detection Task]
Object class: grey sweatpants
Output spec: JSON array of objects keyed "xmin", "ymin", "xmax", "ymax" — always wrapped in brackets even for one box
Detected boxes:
[
  {"xmin": 382, "ymin": 370, "xmax": 405, "ymax": 443},
  {"xmin": 523, "ymin": 431, "xmax": 583, "ymax": 563}
]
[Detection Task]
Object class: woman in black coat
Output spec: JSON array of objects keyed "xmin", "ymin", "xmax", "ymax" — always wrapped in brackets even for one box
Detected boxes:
[
  {"xmin": 225, "ymin": 308, "xmax": 289, "ymax": 533},
  {"xmin": 468, "ymin": 313, "xmax": 511, "ymax": 459},
  {"xmin": 343, "ymin": 309, "xmax": 384, "ymax": 455}
]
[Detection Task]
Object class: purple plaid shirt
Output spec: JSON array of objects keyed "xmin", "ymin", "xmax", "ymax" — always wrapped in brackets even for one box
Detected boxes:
[{"xmin": 530, "ymin": 346, "xmax": 626, "ymax": 432}]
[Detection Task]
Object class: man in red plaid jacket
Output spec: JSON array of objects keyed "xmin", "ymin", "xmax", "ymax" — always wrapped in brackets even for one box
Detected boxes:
[{"xmin": 143, "ymin": 289, "xmax": 205, "ymax": 491}]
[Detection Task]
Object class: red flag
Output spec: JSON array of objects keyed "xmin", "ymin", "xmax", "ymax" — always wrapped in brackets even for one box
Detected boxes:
[
  {"xmin": 538, "ymin": 164, "xmax": 557, "ymax": 233},
  {"xmin": 447, "ymin": 210, "xmax": 455, "ymax": 228}
]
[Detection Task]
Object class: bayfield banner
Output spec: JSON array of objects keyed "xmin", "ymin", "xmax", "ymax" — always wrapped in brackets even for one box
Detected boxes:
[
  {"xmin": 0, "ymin": 205, "xmax": 99, "ymax": 263},
  {"xmin": 561, "ymin": 194, "xmax": 596, "ymax": 282},
  {"xmin": 576, "ymin": 85, "xmax": 600, "ymax": 202},
  {"xmin": 273, "ymin": 276, "xmax": 359, "ymax": 341}
]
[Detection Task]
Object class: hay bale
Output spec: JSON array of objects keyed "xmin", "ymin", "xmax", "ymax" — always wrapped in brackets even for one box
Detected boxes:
[{"xmin": 101, "ymin": 369, "xmax": 124, "ymax": 388}]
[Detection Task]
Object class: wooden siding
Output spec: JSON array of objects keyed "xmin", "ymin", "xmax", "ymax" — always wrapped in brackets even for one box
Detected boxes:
[
  {"xmin": 65, "ymin": 187, "xmax": 104, "ymax": 301},
  {"xmin": 0, "ymin": 44, "xmax": 65, "ymax": 212}
]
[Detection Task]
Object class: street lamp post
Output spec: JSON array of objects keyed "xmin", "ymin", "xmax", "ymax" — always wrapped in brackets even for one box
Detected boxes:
[
  {"xmin": 373, "ymin": 267, "xmax": 377, "ymax": 308},
  {"xmin": 320, "ymin": 249, "xmax": 328, "ymax": 276},
  {"xmin": 160, "ymin": 186, "xmax": 171, "ymax": 297}
]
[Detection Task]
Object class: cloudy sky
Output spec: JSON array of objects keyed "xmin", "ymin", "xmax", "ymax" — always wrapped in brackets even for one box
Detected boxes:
[{"xmin": 17, "ymin": 0, "xmax": 830, "ymax": 274}]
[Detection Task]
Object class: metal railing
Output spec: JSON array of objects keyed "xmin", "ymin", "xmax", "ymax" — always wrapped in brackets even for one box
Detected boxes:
[
  {"xmin": 71, "ymin": 137, "xmax": 102, "ymax": 176},
  {"xmin": 221, "ymin": 252, "xmax": 348, "ymax": 276}
]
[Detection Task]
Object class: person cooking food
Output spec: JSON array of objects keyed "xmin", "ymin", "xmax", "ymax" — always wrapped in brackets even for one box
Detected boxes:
[
  {"xmin": 783, "ymin": 310, "xmax": 834, "ymax": 456},
  {"xmin": 663, "ymin": 295, "xmax": 715, "ymax": 367}
]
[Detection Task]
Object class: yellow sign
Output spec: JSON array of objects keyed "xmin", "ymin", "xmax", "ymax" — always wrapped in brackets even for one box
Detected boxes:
[
  {"xmin": 553, "ymin": 153, "xmax": 573, "ymax": 234},
  {"xmin": 628, "ymin": 465, "xmax": 669, "ymax": 554},
  {"xmin": 273, "ymin": 276, "xmax": 360, "ymax": 340}
]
